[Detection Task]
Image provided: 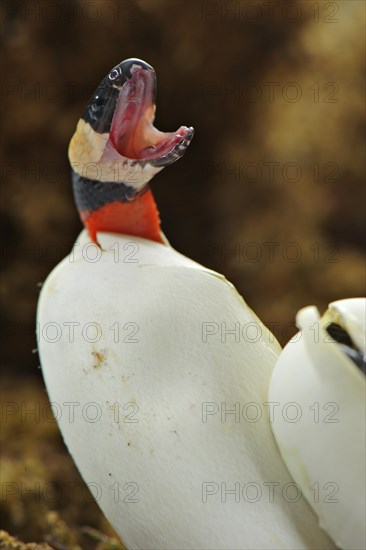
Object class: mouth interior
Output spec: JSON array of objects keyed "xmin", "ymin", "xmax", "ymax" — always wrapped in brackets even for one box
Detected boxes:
[{"xmin": 109, "ymin": 68, "xmax": 190, "ymax": 161}]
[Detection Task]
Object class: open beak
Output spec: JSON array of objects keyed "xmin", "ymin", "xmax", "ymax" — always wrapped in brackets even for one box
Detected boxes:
[{"xmin": 106, "ymin": 65, "xmax": 194, "ymax": 166}]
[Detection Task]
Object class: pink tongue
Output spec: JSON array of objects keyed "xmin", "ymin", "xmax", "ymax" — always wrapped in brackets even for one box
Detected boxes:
[
  {"xmin": 110, "ymin": 100, "xmax": 186, "ymax": 160},
  {"xmin": 109, "ymin": 70, "xmax": 149, "ymax": 156},
  {"xmin": 110, "ymin": 102, "xmax": 140, "ymax": 158},
  {"xmin": 109, "ymin": 70, "xmax": 188, "ymax": 160}
]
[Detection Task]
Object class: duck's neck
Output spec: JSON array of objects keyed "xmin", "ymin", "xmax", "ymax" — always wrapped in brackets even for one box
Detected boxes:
[{"xmin": 82, "ymin": 189, "xmax": 163, "ymax": 246}]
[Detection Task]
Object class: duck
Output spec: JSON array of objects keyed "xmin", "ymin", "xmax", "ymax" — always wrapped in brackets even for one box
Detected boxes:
[{"xmin": 37, "ymin": 58, "xmax": 363, "ymax": 549}]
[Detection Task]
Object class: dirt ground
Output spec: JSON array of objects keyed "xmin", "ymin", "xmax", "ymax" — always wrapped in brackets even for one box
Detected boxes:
[{"xmin": 1, "ymin": 0, "xmax": 365, "ymax": 546}]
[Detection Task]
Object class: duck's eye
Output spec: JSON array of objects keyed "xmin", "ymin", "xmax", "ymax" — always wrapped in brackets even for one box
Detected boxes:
[
  {"xmin": 94, "ymin": 94, "xmax": 104, "ymax": 107},
  {"xmin": 109, "ymin": 69, "xmax": 120, "ymax": 81}
]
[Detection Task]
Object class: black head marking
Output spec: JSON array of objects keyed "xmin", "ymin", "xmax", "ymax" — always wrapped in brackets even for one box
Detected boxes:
[
  {"xmin": 72, "ymin": 171, "xmax": 141, "ymax": 214},
  {"xmin": 83, "ymin": 75, "xmax": 119, "ymax": 134},
  {"xmin": 83, "ymin": 58, "xmax": 154, "ymax": 135}
]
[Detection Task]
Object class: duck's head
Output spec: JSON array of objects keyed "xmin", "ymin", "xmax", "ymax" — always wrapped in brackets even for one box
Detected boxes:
[{"xmin": 68, "ymin": 58, "xmax": 194, "ymax": 245}]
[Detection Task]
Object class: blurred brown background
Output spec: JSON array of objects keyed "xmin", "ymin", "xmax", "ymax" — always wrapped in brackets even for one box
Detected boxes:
[{"xmin": 0, "ymin": 0, "xmax": 365, "ymax": 546}]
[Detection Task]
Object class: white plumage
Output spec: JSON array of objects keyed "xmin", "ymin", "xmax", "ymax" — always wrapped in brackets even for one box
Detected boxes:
[{"xmin": 38, "ymin": 230, "xmax": 335, "ymax": 549}]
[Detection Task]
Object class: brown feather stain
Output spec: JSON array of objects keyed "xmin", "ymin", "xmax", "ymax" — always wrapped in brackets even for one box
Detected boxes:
[{"xmin": 91, "ymin": 349, "xmax": 107, "ymax": 369}]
